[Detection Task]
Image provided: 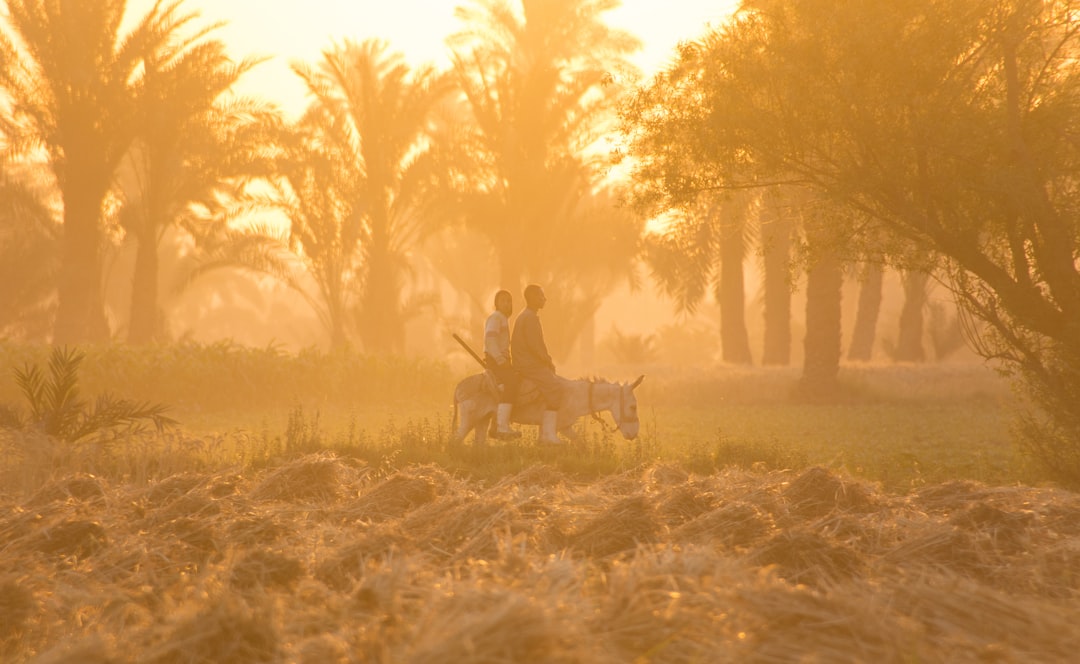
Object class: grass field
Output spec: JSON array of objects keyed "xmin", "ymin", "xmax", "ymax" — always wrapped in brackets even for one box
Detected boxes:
[
  {"xmin": 4, "ymin": 345, "xmax": 1077, "ymax": 662},
  {"xmin": 154, "ymin": 360, "xmax": 1024, "ymax": 491}
]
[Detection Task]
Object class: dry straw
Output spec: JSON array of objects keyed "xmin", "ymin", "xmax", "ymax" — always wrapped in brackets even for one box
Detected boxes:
[
  {"xmin": 335, "ymin": 467, "xmax": 447, "ymax": 523},
  {"xmin": 4, "ymin": 459, "xmax": 1080, "ymax": 662},
  {"xmin": 670, "ymin": 500, "xmax": 774, "ymax": 548},
  {"xmin": 407, "ymin": 588, "xmax": 580, "ymax": 664},
  {"xmin": 563, "ymin": 494, "xmax": 662, "ymax": 558},
  {"xmin": 252, "ymin": 452, "xmax": 369, "ymax": 504}
]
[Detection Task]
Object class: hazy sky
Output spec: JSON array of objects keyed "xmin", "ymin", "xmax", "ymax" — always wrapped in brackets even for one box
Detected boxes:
[{"xmin": 127, "ymin": 0, "xmax": 738, "ymax": 117}]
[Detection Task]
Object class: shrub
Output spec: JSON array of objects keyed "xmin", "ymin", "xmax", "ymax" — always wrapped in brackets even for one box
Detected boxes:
[{"xmin": 1, "ymin": 346, "xmax": 174, "ymax": 444}]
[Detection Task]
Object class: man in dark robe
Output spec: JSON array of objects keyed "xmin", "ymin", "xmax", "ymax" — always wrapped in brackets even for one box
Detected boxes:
[{"xmin": 511, "ymin": 284, "xmax": 562, "ymax": 444}]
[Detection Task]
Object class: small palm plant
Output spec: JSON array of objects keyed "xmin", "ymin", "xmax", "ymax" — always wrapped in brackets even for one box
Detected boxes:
[{"xmin": 0, "ymin": 347, "xmax": 175, "ymax": 444}]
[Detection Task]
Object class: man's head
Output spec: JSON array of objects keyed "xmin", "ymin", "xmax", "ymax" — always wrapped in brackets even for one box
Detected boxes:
[
  {"xmin": 494, "ymin": 289, "xmax": 513, "ymax": 316},
  {"xmin": 524, "ymin": 284, "xmax": 546, "ymax": 310}
]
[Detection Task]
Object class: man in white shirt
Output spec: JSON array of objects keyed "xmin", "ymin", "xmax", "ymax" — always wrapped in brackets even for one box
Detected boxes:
[{"xmin": 484, "ymin": 289, "xmax": 521, "ymax": 439}]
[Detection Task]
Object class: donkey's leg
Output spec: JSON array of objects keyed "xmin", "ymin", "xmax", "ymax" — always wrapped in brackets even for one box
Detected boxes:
[
  {"xmin": 455, "ymin": 400, "xmax": 477, "ymax": 444},
  {"xmin": 472, "ymin": 398, "xmax": 499, "ymax": 447},
  {"xmin": 474, "ymin": 412, "xmax": 492, "ymax": 447}
]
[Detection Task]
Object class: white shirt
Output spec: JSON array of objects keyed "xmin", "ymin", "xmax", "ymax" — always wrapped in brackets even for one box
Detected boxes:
[{"xmin": 484, "ymin": 310, "xmax": 511, "ymax": 364}]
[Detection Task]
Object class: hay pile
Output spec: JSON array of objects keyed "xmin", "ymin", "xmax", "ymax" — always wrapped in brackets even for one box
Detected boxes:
[{"xmin": 3, "ymin": 459, "xmax": 1080, "ymax": 662}]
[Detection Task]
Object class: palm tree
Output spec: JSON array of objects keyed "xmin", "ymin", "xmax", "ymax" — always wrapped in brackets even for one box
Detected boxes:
[
  {"xmin": 116, "ymin": 30, "xmax": 281, "ymax": 343},
  {"xmin": 280, "ymin": 39, "xmax": 454, "ymax": 351},
  {"xmin": 645, "ymin": 192, "xmax": 754, "ymax": 365},
  {"xmin": 0, "ymin": 167, "xmax": 58, "ymax": 339},
  {"xmin": 447, "ymin": 0, "xmax": 643, "ymax": 359},
  {"xmin": 274, "ymin": 123, "xmax": 361, "ymax": 350},
  {"xmin": 0, "ymin": 0, "xmax": 194, "ymax": 343}
]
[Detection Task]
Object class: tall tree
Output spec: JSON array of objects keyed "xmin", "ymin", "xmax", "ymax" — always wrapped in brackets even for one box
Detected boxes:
[
  {"xmin": 447, "ymin": 0, "xmax": 643, "ymax": 360},
  {"xmin": 0, "ymin": 168, "xmax": 57, "ymax": 339},
  {"xmin": 646, "ymin": 193, "xmax": 754, "ymax": 364},
  {"xmin": 716, "ymin": 196, "xmax": 754, "ymax": 364},
  {"xmin": 622, "ymin": 28, "xmax": 810, "ymax": 370},
  {"xmin": 798, "ymin": 198, "xmax": 844, "ymax": 393},
  {"xmin": 281, "ymin": 39, "xmax": 454, "ymax": 351},
  {"xmin": 894, "ymin": 269, "xmax": 929, "ymax": 363},
  {"xmin": 759, "ymin": 186, "xmax": 794, "ymax": 365},
  {"xmin": 847, "ymin": 261, "xmax": 884, "ymax": 362},
  {"xmin": 0, "ymin": 0, "xmax": 191, "ymax": 343},
  {"xmin": 274, "ymin": 122, "xmax": 360, "ymax": 350},
  {"xmin": 117, "ymin": 28, "xmax": 281, "ymax": 343},
  {"xmin": 626, "ymin": 0, "xmax": 1080, "ymax": 482}
]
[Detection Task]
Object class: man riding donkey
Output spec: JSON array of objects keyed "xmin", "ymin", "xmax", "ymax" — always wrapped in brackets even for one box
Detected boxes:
[
  {"xmin": 511, "ymin": 284, "xmax": 563, "ymax": 445},
  {"xmin": 453, "ymin": 284, "xmax": 644, "ymax": 446},
  {"xmin": 484, "ymin": 289, "xmax": 521, "ymax": 440}
]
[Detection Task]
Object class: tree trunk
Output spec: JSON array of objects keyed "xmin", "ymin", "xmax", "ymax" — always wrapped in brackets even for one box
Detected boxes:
[
  {"xmin": 895, "ymin": 270, "xmax": 928, "ymax": 362},
  {"xmin": 53, "ymin": 176, "xmax": 109, "ymax": 344},
  {"xmin": 358, "ymin": 203, "xmax": 405, "ymax": 354},
  {"xmin": 718, "ymin": 207, "xmax": 753, "ymax": 365},
  {"xmin": 128, "ymin": 229, "xmax": 160, "ymax": 344},
  {"xmin": 360, "ymin": 249, "xmax": 400, "ymax": 354},
  {"xmin": 848, "ymin": 262, "xmax": 884, "ymax": 361},
  {"xmin": 800, "ymin": 247, "xmax": 843, "ymax": 395},
  {"xmin": 761, "ymin": 190, "xmax": 792, "ymax": 365},
  {"xmin": 328, "ymin": 293, "xmax": 348, "ymax": 351}
]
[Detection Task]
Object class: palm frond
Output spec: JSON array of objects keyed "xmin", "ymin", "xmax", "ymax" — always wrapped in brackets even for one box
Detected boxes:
[
  {"xmin": 12, "ymin": 362, "xmax": 46, "ymax": 423},
  {"xmin": 10, "ymin": 347, "xmax": 84, "ymax": 440},
  {"xmin": 68, "ymin": 393, "xmax": 177, "ymax": 444},
  {"xmin": 172, "ymin": 226, "xmax": 298, "ymax": 296}
]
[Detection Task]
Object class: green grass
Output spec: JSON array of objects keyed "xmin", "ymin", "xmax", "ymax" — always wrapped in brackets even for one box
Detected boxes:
[
  {"xmin": 644, "ymin": 399, "xmax": 1019, "ymax": 490},
  {"xmin": 166, "ymin": 371, "xmax": 1023, "ymax": 491},
  {"xmin": 0, "ymin": 342, "xmax": 1039, "ymax": 492}
]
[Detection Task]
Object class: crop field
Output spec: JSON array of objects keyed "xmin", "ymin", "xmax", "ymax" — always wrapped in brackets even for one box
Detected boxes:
[{"xmin": 2, "ymin": 344, "xmax": 1078, "ymax": 662}]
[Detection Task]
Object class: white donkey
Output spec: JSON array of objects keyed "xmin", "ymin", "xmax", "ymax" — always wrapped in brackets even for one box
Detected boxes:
[{"xmin": 452, "ymin": 373, "xmax": 645, "ymax": 445}]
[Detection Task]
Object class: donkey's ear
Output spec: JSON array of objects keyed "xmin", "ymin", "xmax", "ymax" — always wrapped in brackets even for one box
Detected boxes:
[{"xmin": 631, "ymin": 374, "xmax": 645, "ymax": 389}]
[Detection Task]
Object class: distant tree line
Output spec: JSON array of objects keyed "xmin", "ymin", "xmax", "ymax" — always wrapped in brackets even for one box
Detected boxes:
[
  {"xmin": 0, "ymin": 0, "xmax": 641, "ymax": 356},
  {"xmin": 621, "ymin": 0, "xmax": 1080, "ymax": 483}
]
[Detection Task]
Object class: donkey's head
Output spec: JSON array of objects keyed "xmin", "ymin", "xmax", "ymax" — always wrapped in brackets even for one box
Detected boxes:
[{"xmin": 616, "ymin": 374, "xmax": 645, "ymax": 440}]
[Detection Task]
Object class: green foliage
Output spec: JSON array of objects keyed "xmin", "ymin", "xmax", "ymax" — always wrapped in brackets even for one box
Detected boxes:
[
  {"xmin": 621, "ymin": 0, "xmax": 1080, "ymax": 485},
  {"xmin": 279, "ymin": 39, "xmax": 455, "ymax": 351},
  {"xmin": 446, "ymin": 0, "xmax": 644, "ymax": 360},
  {"xmin": 0, "ymin": 0, "xmax": 210, "ymax": 343},
  {"xmin": 118, "ymin": 24, "xmax": 285, "ymax": 344},
  {"xmin": 3, "ymin": 347, "xmax": 175, "ymax": 444}
]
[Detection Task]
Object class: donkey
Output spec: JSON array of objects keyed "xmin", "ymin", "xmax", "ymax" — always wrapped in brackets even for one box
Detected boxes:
[{"xmin": 452, "ymin": 373, "xmax": 644, "ymax": 445}]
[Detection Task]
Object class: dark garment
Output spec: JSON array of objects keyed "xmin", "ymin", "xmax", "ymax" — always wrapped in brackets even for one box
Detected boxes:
[
  {"xmin": 511, "ymin": 308, "xmax": 554, "ymax": 372},
  {"xmin": 520, "ymin": 365, "xmax": 562, "ymax": 410},
  {"xmin": 485, "ymin": 354, "xmax": 518, "ymax": 403},
  {"xmin": 512, "ymin": 308, "xmax": 560, "ymax": 409}
]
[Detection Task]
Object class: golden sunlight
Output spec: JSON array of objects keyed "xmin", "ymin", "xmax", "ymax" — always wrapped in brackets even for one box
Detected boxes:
[
  {"xmin": 6, "ymin": 3, "xmax": 1076, "ymax": 661},
  {"xmin": 127, "ymin": 0, "xmax": 737, "ymax": 116}
]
